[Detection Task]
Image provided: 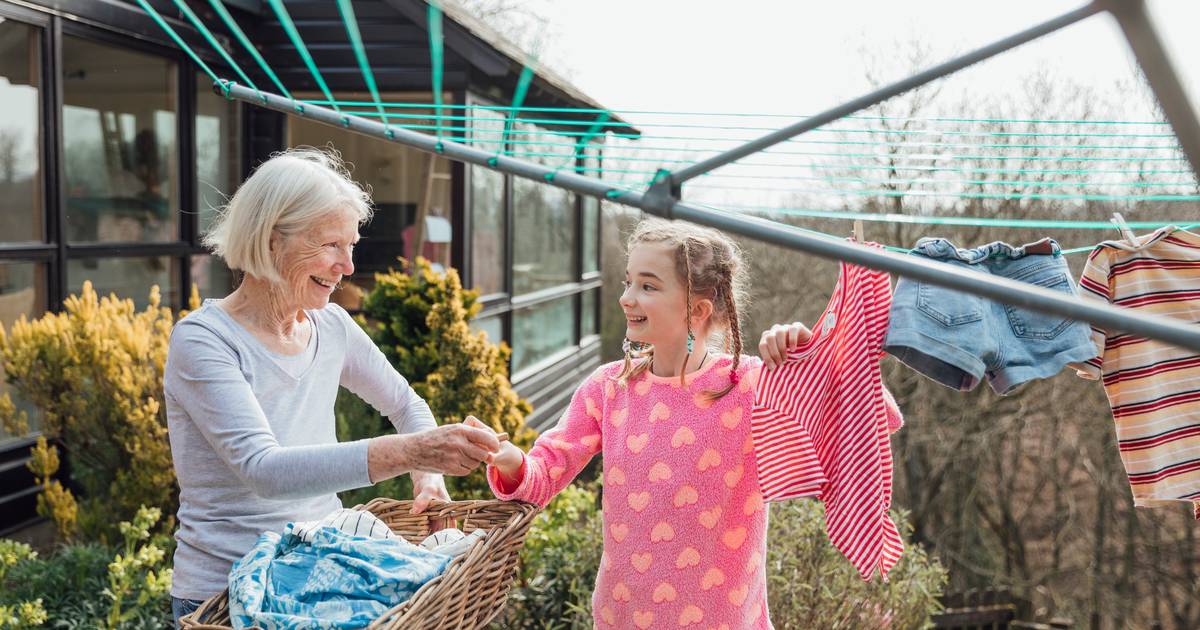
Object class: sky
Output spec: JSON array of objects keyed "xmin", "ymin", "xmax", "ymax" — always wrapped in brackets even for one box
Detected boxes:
[
  {"xmin": 527, "ymin": 0, "xmax": 1200, "ymax": 120},
  {"xmin": 492, "ymin": 1, "xmax": 1200, "ymax": 214}
]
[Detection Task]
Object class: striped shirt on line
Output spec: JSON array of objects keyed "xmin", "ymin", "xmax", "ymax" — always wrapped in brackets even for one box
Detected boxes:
[{"xmin": 1076, "ymin": 225, "xmax": 1200, "ymax": 517}]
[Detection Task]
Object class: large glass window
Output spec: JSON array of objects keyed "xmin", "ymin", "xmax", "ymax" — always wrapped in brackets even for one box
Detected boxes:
[
  {"xmin": 511, "ymin": 295, "xmax": 576, "ymax": 373},
  {"xmin": 67, "ymin": 256, "xmax": 177, "ymax": 310},
  {"xmin": 62, "ymin": 36, "xmax": 178, "ymax": 243},
  {"xmin": 195, "ymin": 73, "xmax": 240, "ymax": 298},
  {"xmin": 470, "ymin": 314, "xmax": 504, "ymax": 345},
  {"xmin": 0, "ymin": 21, "xmax": 42, "ymax": 244},
  {"xmin": 581, "ymin": 289, "xmax": 598, "ymax": 338},
  {"xmin": 581, "ymin": 149, "xmax": 600, "ymax": 275},
  {"xmin": 0, "ymin": 261, "xmax": 47, "ymax": 445},
  {"xmin": 511, "ymin": 123, "xmax": 577, "ymax": 295},
  {"xmin": 288, "ymin": 96, "xmax": 453, "ymax": 293},
  {"xmin": 469, "ymin": 107, "xmax": 506, "ymax": 295}
]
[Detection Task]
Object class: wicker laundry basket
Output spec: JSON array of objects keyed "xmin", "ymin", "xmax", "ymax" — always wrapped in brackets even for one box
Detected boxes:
[{"xmin": 179, "ymin": 498, "xmax": 540, "ymax": 630}]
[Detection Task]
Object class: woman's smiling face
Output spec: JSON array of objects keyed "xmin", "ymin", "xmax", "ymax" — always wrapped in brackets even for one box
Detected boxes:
[
  {"xmin": 620, "ymin": 242, "xmax": 689, "ymax": 347},
  {"xmin": 273, "ymin": 205, "xmax": 359, "ymax": 310}
]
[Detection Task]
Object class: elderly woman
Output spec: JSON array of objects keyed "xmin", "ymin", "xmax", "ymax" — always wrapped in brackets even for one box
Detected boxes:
[{"xmin": 164, "ymin": 148, "xmax": 500, "ymax": 625}]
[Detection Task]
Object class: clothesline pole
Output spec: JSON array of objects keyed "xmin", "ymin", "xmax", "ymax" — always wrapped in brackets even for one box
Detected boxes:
[
  {"xmin": 219, "ymin": 81, "xmax": 1200, "ymax": 354},
  {"xmin": 661, "ymin": 3, "xmax": 1104, "ymax": 189},
  {"xmin": 1104, "ymin": 0, "xmax": 1200, "ymax": 181}
]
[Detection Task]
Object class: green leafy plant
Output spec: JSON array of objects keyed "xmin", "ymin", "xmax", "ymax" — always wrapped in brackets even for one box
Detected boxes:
[
  {"xmin": 0, "ymin": 540, "xmax": 47, "ymax": 628},
  {"xmin": 103, "ymin": 506, "xmax": 172, "ymax": 630},
  {"xmin": 492, "ymin": 481, "xmax": 604, "ymax": 630}
]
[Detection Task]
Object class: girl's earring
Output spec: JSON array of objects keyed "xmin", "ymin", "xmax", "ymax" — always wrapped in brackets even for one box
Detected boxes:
[{"xmin": 686, "ymin": 330, "xmax": 695, "ymax": 354}]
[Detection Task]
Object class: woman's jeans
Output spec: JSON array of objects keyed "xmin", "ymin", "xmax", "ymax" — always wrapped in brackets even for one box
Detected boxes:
[{"xmin": 171, "ymin": 596, "xmax": 205, "ymax": 629}]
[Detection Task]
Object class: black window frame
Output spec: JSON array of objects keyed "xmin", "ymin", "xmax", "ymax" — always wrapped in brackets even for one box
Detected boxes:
[{"xmin": 463, "ymin": 93, "xmax": 603, "ymax": 381}]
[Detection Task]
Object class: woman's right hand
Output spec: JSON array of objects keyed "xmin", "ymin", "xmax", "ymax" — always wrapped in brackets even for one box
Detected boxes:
[
  {"xmin": 463, "ymin": 417, "xmax": 524, "ymax": 483},
  {"xmin": 368, "ymin": 424, "xmax": 501, "ymax": 482}
]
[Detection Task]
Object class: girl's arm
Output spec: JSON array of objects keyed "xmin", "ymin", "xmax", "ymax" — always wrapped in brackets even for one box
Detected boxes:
[{"xmin": 478, "ymin": 371, "xmax": 606, "ymax": 507}]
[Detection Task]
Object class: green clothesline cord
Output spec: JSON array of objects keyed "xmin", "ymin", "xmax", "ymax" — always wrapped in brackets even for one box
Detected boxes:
[
  {"xmin": 427, "ymin": 3, "xmax": 444, "ymax": 144},
  {"xmin": 335, "ymin": 108, "xmax": 1177, "ymax": 139},
  {"xmin": 384, "ymin": 119, "xmax": 1184, "ymax": 151},
  {"xmin": 267, "ymin": 0, "xmax": 339, "ymax": 114},
  {"xmin": 690, "ymin": 187, "xmax": 1200, "ymax": 202},
  {"xmin": 207, "ymin": 0, "xmax": 291, "ymax": 99},
  {"xmin": 337, "ymin": 0, "xmax": 388, "ymax": 129},
  {"xmin": 719, "ymin": 207, "xmax": 1195, "ymax": 230},
  {"xmin": 134, "ymin": 0, "xmax": 223, "ymax": 88},
  {"xmin": 169, "ymin": 0, "xmax": 259, "ymax": 96},
  {"xmin": 500, "ymin": 66, "xmax": 537, "ymax": 157},
  {"xmin": 299, "ymin": 99, "xmax": 1174, "ymax": 126},
  {"xmin": 688, "ymin": 176, "xmax": 1199, "ymax": 191}
]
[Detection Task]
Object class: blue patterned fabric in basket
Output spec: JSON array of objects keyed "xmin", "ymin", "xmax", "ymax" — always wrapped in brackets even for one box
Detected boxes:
[{"xmin": 228, "ymin": 525, "xmax": 451, "ymax": 629}]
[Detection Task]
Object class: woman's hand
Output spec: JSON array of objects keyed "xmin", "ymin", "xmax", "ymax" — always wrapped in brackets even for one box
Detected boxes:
[
  {"xmin": 368, "ymin": 423, "xmax": 501, "ymax": 483},
  {"xmin": 463, "ymin": 417, "xmax": 524, "ymax": 486},
  {"xmin": 758, "ymin": 321, "xmax": 813, "ymax": 370},
  {"xmin": 410, "ymin": 472, "xmax": 450, "ymax": 514}
]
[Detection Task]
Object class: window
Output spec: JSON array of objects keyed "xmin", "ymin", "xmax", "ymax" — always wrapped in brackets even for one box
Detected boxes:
[
  {"xmin": 511, "ymin": 294, "xmax": 576, "ymax": 373},
  {"xmin": 288, "ymin": 96, "xmax": 453, "ymax": 294},
  {"xmin": 195, "ymin": 73, "xmax": 240, "ymax": 298},
  {"xmin": 581, "ymin": 149, "xmax": 600, "ymax": 275},
  {"xmin": 62, "ymin": 36, "xmax": 178, "ymax": 244},
  {"xmin": 0, "ymin": 20, "xmax": 42, "ymax": 244},
  {"xmin": 469, "ymin": 106, "xmax": 506, "ymax": 295},
  {"xmin": 0, "ymin": 261, "xmax": 47, "ymax": 445},
  {"xmin": 470, "ymin": 314, "xmax": 504, "ymax": 345},
  {"xmin": 67, "ymin": 256, "xmax": 178, "ymax": 310},
  {"xmin": 581, "ymin": 289, "xmax": 598, "ymax": 338},
  {"xmin": 511, "ymin": 123, "xmax": 577, "ymax": 295}
]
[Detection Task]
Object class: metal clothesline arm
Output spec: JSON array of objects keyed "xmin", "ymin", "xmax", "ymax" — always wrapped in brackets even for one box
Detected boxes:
[
  {"xmin": 218, "ymin": 81, "xmax": 1200, "ymax": 354},
  {"xmin": 1104, "ymin": 0, "xmax": 1200, "ymax": 180},
  {"xmin": 664, "ymin": 3, "xmax": 1104, "ymax": 189}
]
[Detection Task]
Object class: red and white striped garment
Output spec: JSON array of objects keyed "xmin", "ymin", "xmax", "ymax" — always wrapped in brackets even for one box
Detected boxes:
[{"xmin": 751, "ymin": 254, "xmax": 904, "ymax": 580}]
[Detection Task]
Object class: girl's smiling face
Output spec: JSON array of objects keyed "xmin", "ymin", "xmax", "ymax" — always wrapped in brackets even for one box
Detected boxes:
[{"xmin": 620, "ymin": 242, "xmax": 694, "ymax": 347}]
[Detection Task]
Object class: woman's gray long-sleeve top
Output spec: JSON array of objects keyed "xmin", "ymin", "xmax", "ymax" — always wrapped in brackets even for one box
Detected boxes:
[{"xmin": 164, "ymin": 299, "xmax": 435, "ymax": 600}]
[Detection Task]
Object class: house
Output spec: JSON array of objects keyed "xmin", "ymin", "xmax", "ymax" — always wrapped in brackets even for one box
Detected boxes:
[{"xmin": 0, "ymin": 0, "xmax": 635, "ymax": 534}]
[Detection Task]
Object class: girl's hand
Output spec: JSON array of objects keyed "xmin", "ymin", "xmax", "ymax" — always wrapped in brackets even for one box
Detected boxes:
[
  {"xmin": 464, "ymin": 417, "xmax": 525, "ymax": 485},
  {"xmin": 759, "ymin": 321, "xmax": 813, "ymax": 370}
]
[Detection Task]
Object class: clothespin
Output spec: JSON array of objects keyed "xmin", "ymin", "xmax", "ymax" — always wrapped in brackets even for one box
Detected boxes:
[
  {"xmin": 852, "ymin": 219, "xmax": 865, "ymax": 243},
  {"xmin": 1111, "ymin": 212, "xmax": 1136, "ymax": 245}
]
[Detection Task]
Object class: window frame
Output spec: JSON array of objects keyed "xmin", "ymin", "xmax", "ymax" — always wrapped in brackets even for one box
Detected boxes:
[{"xmin": 463, "ymin": 92, "xmax": 604, "ymax": 381}]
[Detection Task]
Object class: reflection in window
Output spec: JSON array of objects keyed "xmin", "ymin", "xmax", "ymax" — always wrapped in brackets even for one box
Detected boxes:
[
  {"xmin": 67, "ymin": 256, "xmax": 178, "ymax": 310},
  {"xmin": 62, "ymin": 36, "xmax": 178, "ymax": 243},
  {"xmin": 196, "ymin": 73, "xmax": 240, "ymax": 235},
  {"xmin": 512, "ymin": 123, "xmax": 576, "ymax": 295},
  {"xmin": 581, "ymin": 150, "xmax": 600, "ymax": 274},
  {"xmin": 288, "ymin": 97, "xmax": 453, "ymax": 292},
  {"xmin": 191, "ymin": 254, "xmax": 236, "ymax": 300},
  {"xmin": 470, "ymin": 314, "xmax": 504, "ymax": 346},
  {"xmin": 0, "ymin": 21, "xmax": 42, "ymax": 244},
  {"xmin": 512, "ymin": 295, "xmax": 576, "ymax": 373},
  {"xmin": 0, "ymin": 262, "xmax": 47, "ymax": 444},
  {"xmin": 581, "ymin": 289, "xmax": 598, "ymax": 338},
  {"xmin": 470, "ymin": 107, "xmax": 506, "ymax": 295}
]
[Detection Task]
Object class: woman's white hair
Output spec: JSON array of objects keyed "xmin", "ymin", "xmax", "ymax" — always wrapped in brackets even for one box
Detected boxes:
[{"xmin": 203, "ymin": 147, "xmax": 373, "ymax": 283}]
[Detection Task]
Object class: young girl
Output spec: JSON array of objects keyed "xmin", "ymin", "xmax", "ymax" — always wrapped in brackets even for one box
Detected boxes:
[{"xmin": 472, "ymin": 219, "xmax": 812, "ymax": 629}]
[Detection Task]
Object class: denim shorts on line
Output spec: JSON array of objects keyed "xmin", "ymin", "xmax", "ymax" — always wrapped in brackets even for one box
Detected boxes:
[{"xmin": 883, "ymin": 237, "xmax": 1099, "ymax": 395}]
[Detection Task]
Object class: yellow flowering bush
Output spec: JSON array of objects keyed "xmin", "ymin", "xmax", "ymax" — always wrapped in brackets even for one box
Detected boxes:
[{"xmin": 0, "ymin": 281, "xmax": 198, "ymax": 540}]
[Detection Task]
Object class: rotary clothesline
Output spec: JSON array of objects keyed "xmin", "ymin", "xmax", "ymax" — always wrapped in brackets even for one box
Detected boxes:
[{"xmin": 136, "ymin": 0, "xmax": 1200, "ymax": 355}]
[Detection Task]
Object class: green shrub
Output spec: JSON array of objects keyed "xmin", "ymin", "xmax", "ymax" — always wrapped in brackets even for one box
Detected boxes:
[
  {"xmin": 1, "ymin": 509, "xmax": 173, "ymax": 629},
  {"xmin": 766, "ymin": 502, "xmax": 947, "ymax": 629},
  {"xmin": 338, "ymin": 258, "xmax": 535, "ymax": 505},
  {"xmin": 492, "ymin": 480, "xmax": 604, "ymax": 630}
]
